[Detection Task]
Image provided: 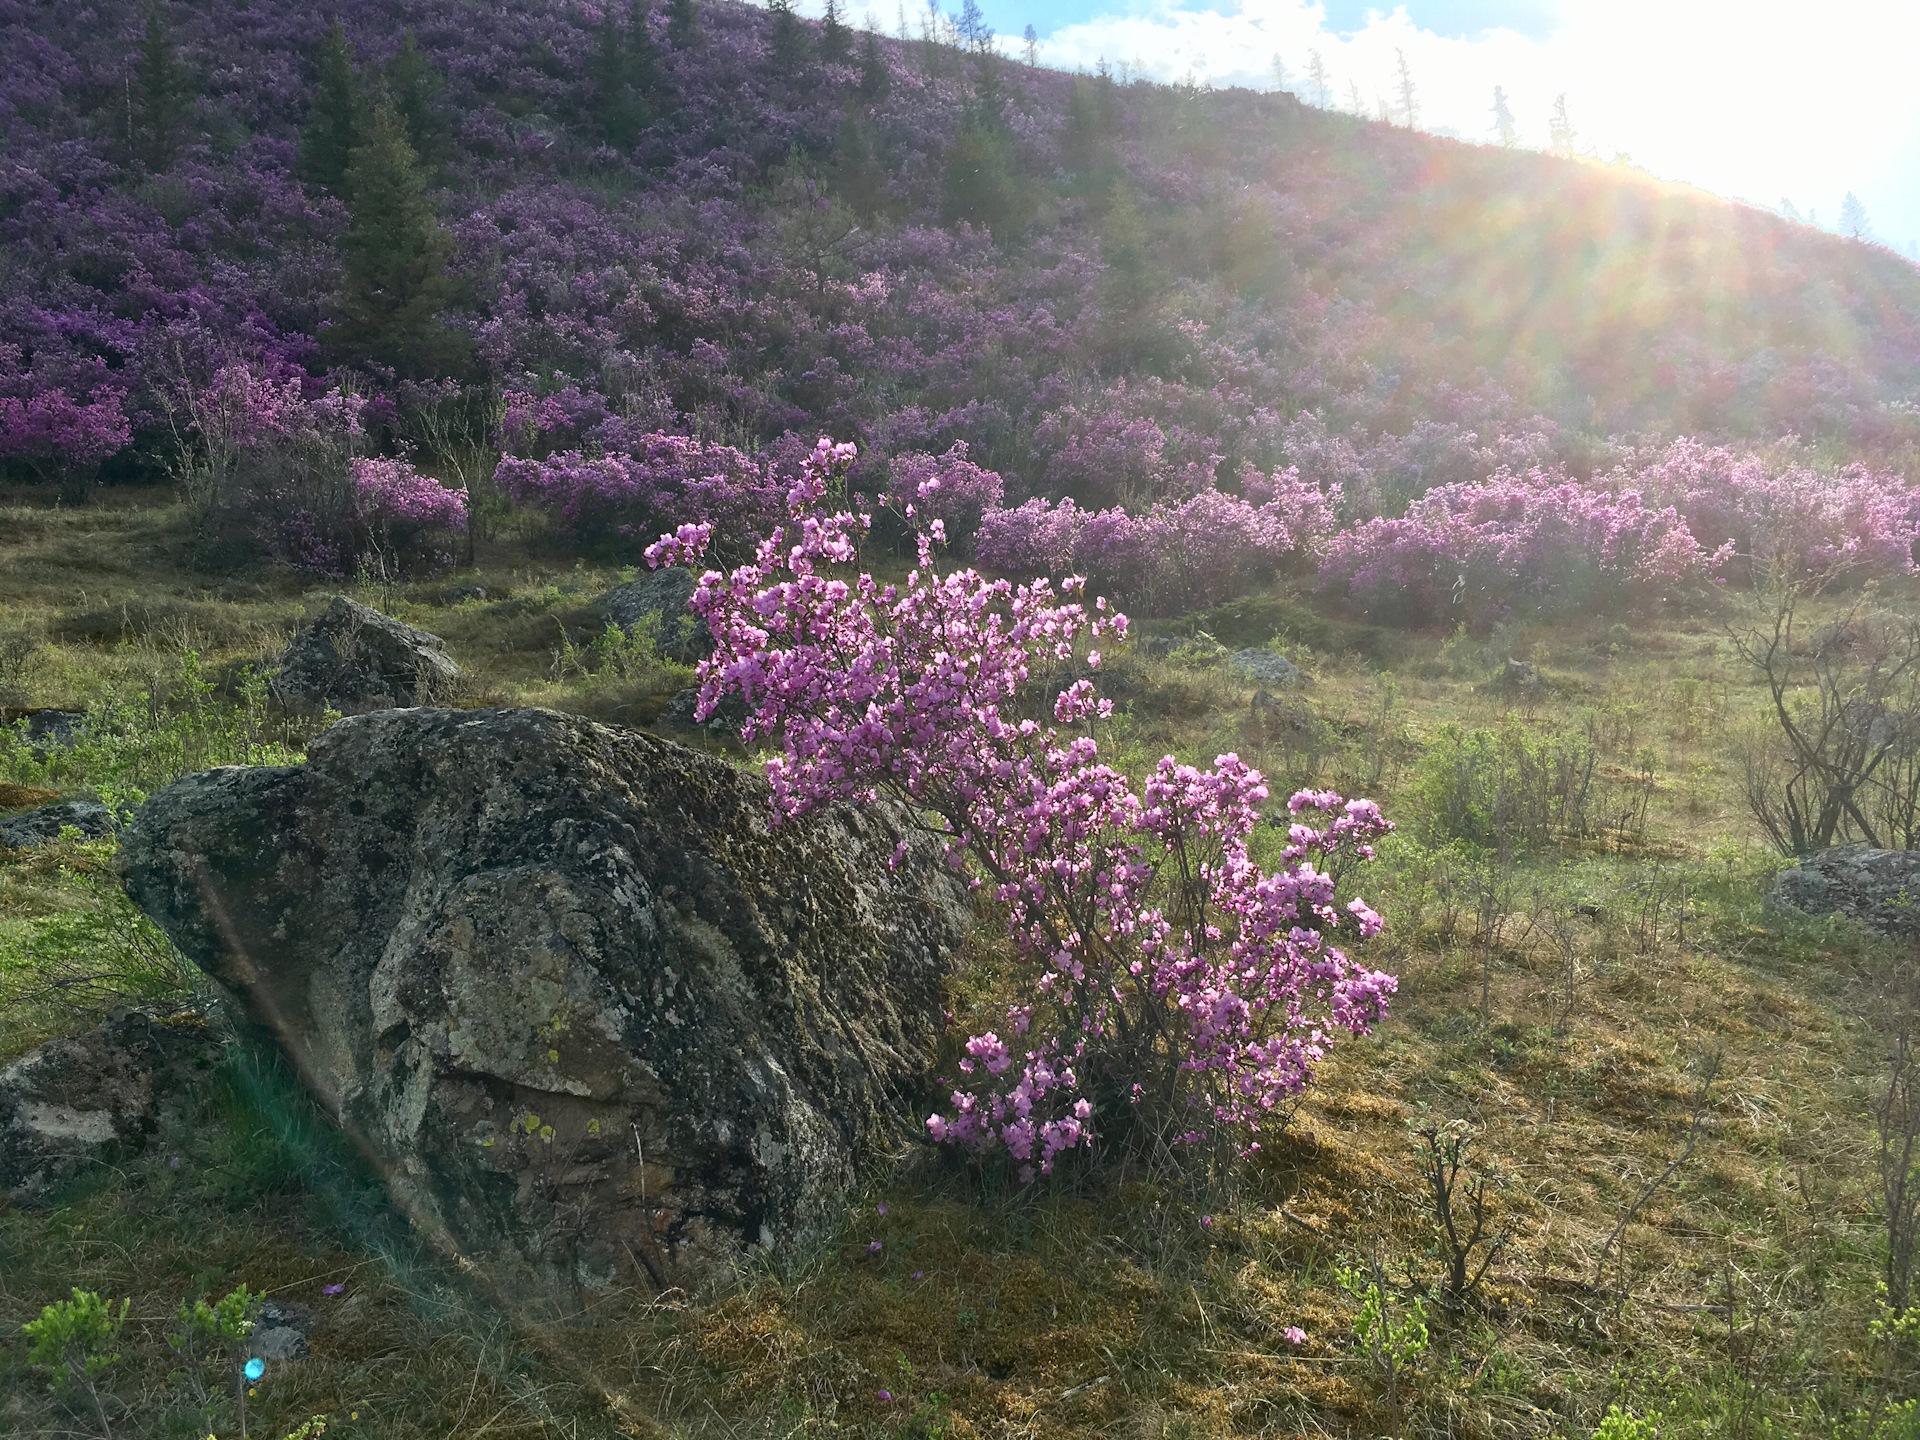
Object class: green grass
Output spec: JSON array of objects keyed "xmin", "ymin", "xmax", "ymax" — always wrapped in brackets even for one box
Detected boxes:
[{"xmin": 5, "ymin": 488, "xmax": 1920, "ymax": 1438}]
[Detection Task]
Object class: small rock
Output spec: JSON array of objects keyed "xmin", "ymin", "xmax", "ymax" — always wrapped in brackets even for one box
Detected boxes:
[
  {"xmin": 1250, "ymin": 688, "xmax": 1276, "ymax": 714},
  {"xmin": 0, "ymin": 1009, "xmax": 220, "ymax": 1206},
  {"xmin": 586, "ymin": 568, "xmax": 712, "ymax": 662},
  {"xmin": 1768, "ymin": 846, "xmax": 1920, "ymax": 938},
  {"xmin": 251, "ymin": 1299, "xmax": 312, "ymax": 1360},
  {"xmin": 1228, "ymin": 648, "xmax": 1307, "ymax": 687},
  {"xmin": 1494, "ymin": 658, "xmax": 1545, "ymax": 693},
  {"xmin": 664, "ymin": 685, "xmax": 746, "ymax": 737},
  {"xmin": 0, "ymin": 799, "xmax": 115, "ymax": 849},
  {"xmin": 272, "ymin": 597, "xmax": 461, "ymax": 715},
  {"xmin": 24, "ymin": 710, "xmax": 84, "ymax": 749}
]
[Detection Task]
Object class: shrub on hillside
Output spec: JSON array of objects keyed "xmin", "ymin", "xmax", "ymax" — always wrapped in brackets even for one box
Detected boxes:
[
  {"xmin": 650, "ymin": 437, "xmax": 1397, "ymax": 1170},
  {"xmin": 974, "ymin": 466, "xmax": 1337, "ymax": 615}
]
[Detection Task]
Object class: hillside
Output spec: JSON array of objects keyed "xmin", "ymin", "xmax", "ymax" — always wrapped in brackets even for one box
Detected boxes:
[
  {"xmin": 5, "ymin": 0, "xmax": 1920, "ymax": 518},
  {"xmin": 8, "ymin": 5, "xmax": 1920, "ymax": 1440}
]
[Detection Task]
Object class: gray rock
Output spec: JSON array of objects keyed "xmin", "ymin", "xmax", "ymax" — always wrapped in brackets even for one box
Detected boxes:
[
  {"xmin": 1, "ymin": 1009, "xmax": 220, "ymax": 1206},
  {"xmin": 272, "ymin": 597, "xmax": 461, "ymax": 715},
  {"xmin": 25, "ymin": 710, "xmax": 85, "ymax": 748},
  {"xmin": 115, "ymin": 707, "xmax": 972, "ymax": 1309},
  {"xmin": 585, "ymin": 568, "xmax": 712, "ymax": 662},
  {"xmin": 1768, "ymin": 846, "xmax": 1920, "ymax": 937},
  {"xmin": 1496, "ymin": 658, "xmax": 1545, "ymax": 692},
  {"xmin": 251, "ymin": 1299, "xmax": 311, "ymax": 1360},
  {"xmin": 0, "ymin": 799, "xmax": 115, "ymax": 848},
  {"xmin": 1228, "ymin": 648, "xmax": 1307, "ymax": 687},
  {"xmin": 663, "ymin": 685, "xmax": 746, "ymax": 737}
]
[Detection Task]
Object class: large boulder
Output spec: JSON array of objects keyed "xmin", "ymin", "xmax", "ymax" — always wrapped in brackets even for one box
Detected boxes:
[
  {"xmin": 115, "ymin": 708, "xmax": 972, "ymax": 1309},
  {"xmin": 1768, "ymin": 846, "xmax": 1920, "ymax": 938},
  {"xmin": 1, "ymin": 1009, "xmax": 220, "ymax": 1206},
  {"xmin": 272, "ymin": 596, "xmax": 461, "ymax": 714},
  {"xmin": 584, "ymin": 567, "xmax": 712, "ymax": 662}
]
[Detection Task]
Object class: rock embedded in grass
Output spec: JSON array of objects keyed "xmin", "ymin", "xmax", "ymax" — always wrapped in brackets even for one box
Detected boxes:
[
  {"xmin": 114, "ymin": 707, "xmax": 973, "ymax": 1310},
  {"xmin": 1228, "ymin": 647, "xmax": 1308, "ymax": 687},
  {"xmin": 0, "ymin": 798, "xmax": 115, "ymax": 848},
  {"xmin": 0, "ymin": 1008, "xmax": 219, "ymax": 1206},
  {"xmin": 1767, "ymin": 846, "xmax": 1920, "ymax": 938},
  {"xmin": 23, "ymin": 709, "xmax": 86, "ymax": 749},
  {"xmin": 271, "ymin": 596, "xmax": 461, "ymax": 714},
  {"xmin": 584, "ymin": 566, "xmax": 712, "ymax": 662}
]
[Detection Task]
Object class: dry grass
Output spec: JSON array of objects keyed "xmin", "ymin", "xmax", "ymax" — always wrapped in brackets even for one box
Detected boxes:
[{"xmin": 2, "ymin": 490, "xmax": 1915, "ymax": 1437}]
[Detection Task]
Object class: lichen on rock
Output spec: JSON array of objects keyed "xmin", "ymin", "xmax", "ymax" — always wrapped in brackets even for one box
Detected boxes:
[{"xmin": 115, "ymin": 707, "xmax": 972, "ymax": 1310}]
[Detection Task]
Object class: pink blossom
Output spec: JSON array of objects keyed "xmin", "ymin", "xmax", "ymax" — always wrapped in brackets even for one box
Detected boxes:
[{"xmin": 654, "ymin": 435, "xmax": 1396, "ymax": 1167}]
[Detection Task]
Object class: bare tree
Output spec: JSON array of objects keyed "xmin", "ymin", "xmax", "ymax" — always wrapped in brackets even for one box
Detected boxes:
[
  {"xmin": 1730, "ymin": 586, "xmax": 1920, "ymax": 855},
  {"xmin": 1413, "ymin": 1120, "xmax": 1509, "ymax": 1315},
  {"xmin": 1875, "ymin": 967, "xmax": 1920, "ymax": 1315},
  {"xmin": 1594, "ymin": 1051, "xmax": 1722, "ymax": 1305},
  {"xmin": 1394, "ymin": 49, "xmax": 1417, "ymax": 129}
]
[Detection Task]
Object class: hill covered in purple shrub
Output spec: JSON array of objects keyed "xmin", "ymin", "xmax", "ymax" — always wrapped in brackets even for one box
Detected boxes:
[{"xmin": 6, "ymin": 0, "xmax": 1920, "ymax": 609}]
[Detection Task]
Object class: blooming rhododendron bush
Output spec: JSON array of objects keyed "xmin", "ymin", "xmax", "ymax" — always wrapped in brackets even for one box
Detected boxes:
[
  {"xmin": 164, "ymin": 359, "xmax": 467, "ymax": 574},
  {"xmin": 650, "ymin": 439, "xmax": 1398, "ymax": 1172},
  {"xmin": 1317, "ymin": 442, "xmax": 1920, "ymax": 626}
]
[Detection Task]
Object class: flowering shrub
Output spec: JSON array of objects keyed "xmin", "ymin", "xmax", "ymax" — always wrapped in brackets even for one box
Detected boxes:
[
  {"xmin": 975, "ymin": 468, "xmax": 1336, "ymax": 614},
  {"xmin": 0, "ymin": 387, "xmax": 132, "ymax": 478},
  {"xmin": 350, "ymin": 455, "xmax": 467, "ymax": 533},
  {"xmin": 882, "ymin": 442, "xmax": 1004, "ymax": 543},
  {"xmin": 497, "ymin": 420, "xmax": 785, "ymax": 556},
  {"xmin": 1624, "ymin": 438, "xmax": 1920, "ymax": 584},
  {"xmin": 1318, "ymin": 468, "xmax": 1724, "ymax": 625},
  {"xmin": 649, "ymin": 437, "xmax": 1396, "ymax": 1172}
]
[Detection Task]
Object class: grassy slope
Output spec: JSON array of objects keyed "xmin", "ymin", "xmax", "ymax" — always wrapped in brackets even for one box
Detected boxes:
[{"xmin": 0, "ymin": 492, "xmax": 1910, "ymax": 1439}]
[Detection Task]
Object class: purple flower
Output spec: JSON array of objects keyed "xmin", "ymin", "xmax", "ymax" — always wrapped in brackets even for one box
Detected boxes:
[
  {"xmin": 1283, "ymin": 1326, "xmax": 1306, "ymax": 1346},
  {"xmin": 322, "ymin": 1283, "xmax": 346, "ymax": 1296},
  {"xmin": 652, "ymin": 438, "xmax": 1396, "ymax": 1165}
]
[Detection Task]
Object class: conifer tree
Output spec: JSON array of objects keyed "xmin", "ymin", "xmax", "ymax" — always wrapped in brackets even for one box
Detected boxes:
[
  {"xmin": 821, "ymin": 0, "xmax": 850, "ymax": 62},
  {"xmin": 666, "ymin": 0, "xmax": 699, "ymax": 48},
  {"xmin": 1061, "ymin": 74, "xmax": 1119, "ymax": 195},
  {"xmin": 590, "ymin": 1, "xmax": 659, "ymax": 149},
  {"xmin": 1307, "ymin": 50, "xmax": 1328, "ymax": 108},
  {"xmin": 298, "ymin": 22, "xmax": 361, "ymax": 193},
  {"xmin": 133, "ymin": 2, "xmax": 193, "ymax": 170},
  {"xmin": 767, "ymin": 0, "xmax": 809, "ymax": 74},
  {"xmin": 385, "ymin": 29, "xmax": 445, "ymax": 164},
  {"xmin": 1548, "ymin": 93, "xmax": 1576, "ymax": 155},
  {"xmin": 332, "ymin": 103, "xmax": 467, "ymax": 377},
  {"xmin": 856, "ymin": 28, "xmax": 891, "ymax": 100},
  {"xmin": 1099, "ymin": 185, "xmax": 1154, "ymax": 311},
  {"xmin": 1021, "ymin": 23, "xmax": 1037, "ymax": 66},
  {"xmin": 1490, "ymin": 85, "xmax": 1516, "ymax": 147},
  {"xmin": 1394, "ymin": 49, "xmax": 1417, "ymax": 129},
  {"xmin": 1841, "ymin": 192, "xmax": 1872, "ymax": 240},
  {"xmin": 942, "ymin": 112, "xmax": 1026, "ymax": 235},
  {"xmin": 831, "ymin": 110, "xmax": 889, "ymax": 217}
]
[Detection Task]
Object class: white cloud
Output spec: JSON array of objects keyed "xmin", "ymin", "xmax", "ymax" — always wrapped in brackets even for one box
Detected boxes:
[{"xmin": 1031, "ymin": 0, "xmax": 1920, "ymax": 253}]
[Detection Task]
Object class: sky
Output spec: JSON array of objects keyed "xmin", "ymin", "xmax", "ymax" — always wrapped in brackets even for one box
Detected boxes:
[{"xmin": 836, "ymin": 0, "xmax": 1920, "ymax": 257}]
